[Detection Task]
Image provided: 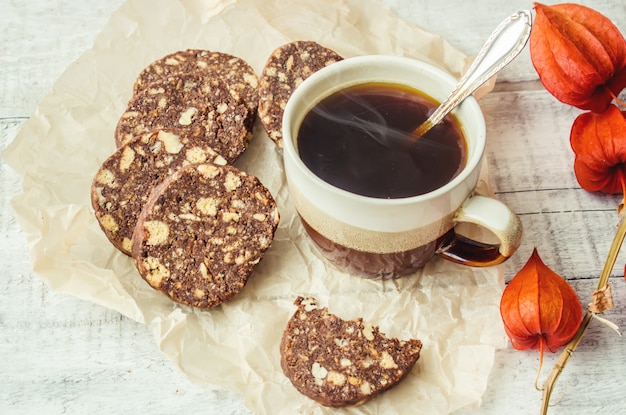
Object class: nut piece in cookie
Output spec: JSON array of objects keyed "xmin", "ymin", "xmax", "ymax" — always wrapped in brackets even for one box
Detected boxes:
[
  {"xmin": 132, "ymin": 163, "xmax": 280, "ymax": 309},
  {"xmin": 133, "ymin": 49, "xmax": 259, "ymax": 116},
  {"xmin": 115, "ymin": 72, "xmax": 252, "ymax": 163},
  {"xmin": 280, "ymin": 297, "xmax": 422, "ymax": 407},
  {"xmin": 91, "ymin": 129, "xmax": 227, "ymax": 255},
  {"xmin": 258, "ymin": 41, "xmax": 343, "ymax": 147}
]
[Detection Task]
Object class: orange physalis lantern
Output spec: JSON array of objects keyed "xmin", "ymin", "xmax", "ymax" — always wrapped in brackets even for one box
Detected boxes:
[
  {"xmin": 530, "ymin": 3, "xmax": 626, "ymax": 113},
  {"xmin": 570, "ymin": 104, "xmax": 626, "ymax": 195},
  {"xmin": 500, "ymin": 249, "xmax": 582, "ymax": 353}
]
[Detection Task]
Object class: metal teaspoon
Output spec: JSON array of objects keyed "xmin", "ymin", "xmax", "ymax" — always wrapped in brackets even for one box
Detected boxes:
[{"xmin": 412, "ymin": 9, "xmax": 533, "ymax": 138}]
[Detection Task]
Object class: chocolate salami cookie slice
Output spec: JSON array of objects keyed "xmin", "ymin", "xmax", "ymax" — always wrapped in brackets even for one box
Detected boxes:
[
  {"xmin": 132, "ymin": 49, "xmax": 259, "ymax": 115},
  {"xmin": 280, "ymin": 297, "xmax": 422, "ymax": 407},
  {"xmin": 115, "ymin": 72, "xmax": 252, "ymax": 163},
  {"xmin": 132, "ymin": 163, "xmax": 280, "ymax": 309},
  {"xmin": 258, "ymin": 41, "xmax": 343, "ymax": 147},
  {"xmin": 91, "ymin": 129, "xmax": 227, "ymax": 255}
]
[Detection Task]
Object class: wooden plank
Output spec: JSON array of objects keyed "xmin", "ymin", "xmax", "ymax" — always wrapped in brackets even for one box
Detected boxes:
[
  {"xmin": 479, "ymin": 89, "xmax": 626, "ymax": 280},
  {"xmin": 384, "ymin": 0, "xmax": 626, "ymax": 83},
  {"xmin": 457, "ymin": 278, "xmax": 626, "ymax": 415}
]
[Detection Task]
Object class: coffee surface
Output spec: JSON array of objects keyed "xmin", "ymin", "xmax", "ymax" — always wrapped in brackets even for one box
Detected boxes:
[{"xmin": 297, "ymin": 83, "xmax": 466, "ymax": 198}]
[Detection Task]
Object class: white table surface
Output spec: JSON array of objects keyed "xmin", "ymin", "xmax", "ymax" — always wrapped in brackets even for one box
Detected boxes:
[{"xmin": 2, "ymin": 1, "xmax": 625, "ymax": 414}]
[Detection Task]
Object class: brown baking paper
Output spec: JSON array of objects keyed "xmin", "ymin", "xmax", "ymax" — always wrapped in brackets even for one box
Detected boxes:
[{"xmin": 3, "ymin": 0, "xmax": 506, "ymax": 413}]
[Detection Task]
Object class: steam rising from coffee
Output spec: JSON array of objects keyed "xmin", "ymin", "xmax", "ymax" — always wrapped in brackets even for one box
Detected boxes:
[
  {"xmin": 297, "ymin": 83, "xmax": 467, "ymax": 199},
  {"xmin": 310, "ymin": 91, "xmax": 447, "ymax": 151}
]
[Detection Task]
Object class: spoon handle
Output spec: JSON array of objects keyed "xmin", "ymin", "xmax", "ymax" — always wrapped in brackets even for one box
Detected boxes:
[{"xmin": 413, "ymin": 9, "xmax": 532, "ymax": 138}]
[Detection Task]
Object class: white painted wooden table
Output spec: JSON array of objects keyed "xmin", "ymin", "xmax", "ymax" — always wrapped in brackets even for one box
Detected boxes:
[{"xmin": 2, "ymin": 1, "xmax": 625, "ymax": 414}]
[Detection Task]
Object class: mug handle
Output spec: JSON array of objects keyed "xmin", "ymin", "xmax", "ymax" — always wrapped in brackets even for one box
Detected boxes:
[{"xmin": 437, "ymin": 194, "xmax": 523, "ymax": 267}]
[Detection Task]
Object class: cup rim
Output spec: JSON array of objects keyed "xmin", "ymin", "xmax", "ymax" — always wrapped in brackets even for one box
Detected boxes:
[{"xmin": 282, "ymin": 54, "xmax": 486, "ymax": 207}]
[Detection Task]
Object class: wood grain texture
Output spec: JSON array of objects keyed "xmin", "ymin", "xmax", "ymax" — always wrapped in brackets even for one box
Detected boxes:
[
  {"xmin": 1, "ymin": 1, "xmax": 625, "ymax": 414},
  {"xmin": 480, "ymin": 88, "xmax": 626, "ymax": 280}
]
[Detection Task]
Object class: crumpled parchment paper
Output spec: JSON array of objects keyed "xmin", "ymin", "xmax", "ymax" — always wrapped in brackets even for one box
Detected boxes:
[{"xmin": 3, "ymin": 0, "xmax": 507, "ymax": 413}]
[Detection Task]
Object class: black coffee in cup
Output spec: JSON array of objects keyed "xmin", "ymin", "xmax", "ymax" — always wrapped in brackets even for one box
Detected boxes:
[{"xmin": 297, "ymin": 82, "xmax": 466, "ymax": 199}]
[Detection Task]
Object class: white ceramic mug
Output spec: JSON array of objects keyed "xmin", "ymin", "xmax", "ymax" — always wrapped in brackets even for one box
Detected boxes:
[{"xmin": 282, "ymin": 55, "xmax": 522, "ymax": 279}]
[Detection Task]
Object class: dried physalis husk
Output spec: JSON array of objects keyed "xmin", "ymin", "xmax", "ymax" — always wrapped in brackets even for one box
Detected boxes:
[
  {"xmin": 570, "ymin": 104, "xmax": 626, "ymax": 195},
  {"xmin": 589, "ymin": 284, "xmax": 615, "ymax": 314},
  {"xmin": 530, "ymin": 2, "xmax": 626, "ymax": 113},
  {"xmin": 500, "ymin": 248, "xmax": 583, "ymax": 353}
]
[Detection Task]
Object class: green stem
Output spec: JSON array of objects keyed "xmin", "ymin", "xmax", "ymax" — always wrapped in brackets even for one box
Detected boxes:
[{"xmin": 539, "ymin": 215, "xmax": 626, "ymax": 414}]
